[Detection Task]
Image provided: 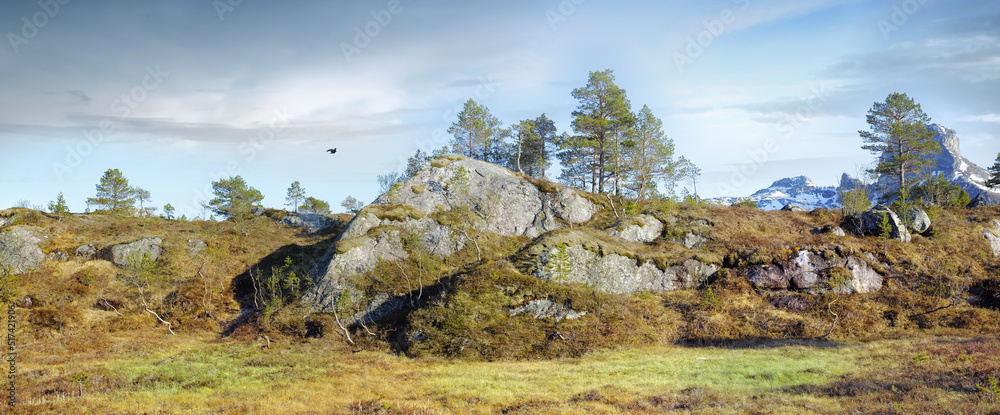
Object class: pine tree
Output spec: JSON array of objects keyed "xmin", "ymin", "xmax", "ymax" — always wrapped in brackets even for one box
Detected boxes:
[
  {"xmin": 340, "ymin": 196, "xmax": 363, "ymax": 215},
  {"xmin": 86, "ymin": 168, "xmax": 136, "ymax": 216},
  {"xmin": 205, "ymin": 176, "xmax": 264, "ymax": 220},
  {"xmin": 286, "ymin": 181, "xmax": 306, "ymax": 213},
  {"xmin": 133, "ymin": 187, "xmax": 152, "ymax": 216},
  {"xmin": 859, "ymin": 92, "xmax": 940, "ymax": 202},
  {"xmin": 447, "ymin": 99, "xmax": 508, "ymax": 163},
  {"xmin": 163, "ymin": 203, "xmax": 175, "ymax": 220},
  {"xmin": 302, "ymin": 197, "xmax": 331, "ymax": 214},
  {"xmin": 624, "ymin": 105, "xmax": 692, "ymax": 200},
  {"xmin": 987, "ymin": 153, "xmax": 1000, "ymax": 189},
  {"xmin": 569, "ymin": 69, "xmax": 633, "ymax": 193},
  {"xmin": 48, "ymin": 192, "xmax": 70, "ymax": 218}
]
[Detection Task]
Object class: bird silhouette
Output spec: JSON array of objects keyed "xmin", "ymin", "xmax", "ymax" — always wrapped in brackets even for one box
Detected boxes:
[{"xmin": 327, "ymin": 148, "xmax": 337, "ymax": 154}]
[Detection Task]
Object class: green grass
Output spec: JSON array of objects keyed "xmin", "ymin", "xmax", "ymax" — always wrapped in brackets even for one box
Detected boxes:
[{"xmin": 423, "ymin": 341, "xmax": 853, "ymax": 404}]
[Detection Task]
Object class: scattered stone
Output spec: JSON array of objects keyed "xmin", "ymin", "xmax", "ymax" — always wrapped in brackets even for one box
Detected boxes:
[
  {"xmin": 812, "ymin": 225, "xmax": 846, "ymax": 236},
  {"xmin": 46, "ymin": 251, "xmax": 69, "ymax": 262},
  {"xmin": 75, "ymin": 244, "xmax": 97, "ymax": 260},
  {"xmin": 508, "ymin": 299, "xmax": 586, "ymax": 322},
  {"xmin": 904, "ymin": 208, "xmax": 932, "ymax": 235},
  {"xmin": 984, "ymin": 220, "xmax": 1000, "ymax": 258},
  {"xmin": 0, "ymin": 228, "xmax": 44, "ymax": 274},
  {"xmin": 681, "ymin": 232, "xmax": 708, "ymax": 249},
  {"xmin": 111, "ymin": 237, "xmax": 163, "ymax": 269},
  {"xmin": 781, "ymin": 204, "xmax": 805, "ymax": 212},
  {"xmin": 186, "ymin": 239, "xmax": 207, "ymax": 256}
]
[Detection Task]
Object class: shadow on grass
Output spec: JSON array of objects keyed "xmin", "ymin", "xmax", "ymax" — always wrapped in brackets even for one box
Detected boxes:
[{"xmin": 675, "ymin": 337, "xmax": 845, "ymax": 349}]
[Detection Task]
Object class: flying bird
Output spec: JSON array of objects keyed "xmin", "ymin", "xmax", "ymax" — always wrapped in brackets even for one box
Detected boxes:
[{"xmin": 327, "ymin": 148, "xmax": 337, "ymax": 154}]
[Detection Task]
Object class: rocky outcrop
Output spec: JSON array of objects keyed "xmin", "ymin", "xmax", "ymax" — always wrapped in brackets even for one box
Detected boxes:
[
  {"xmin": 607, "ymin": 214, "xmax": 662, "ymax": 243},
  {"xmin": 905, "ymin": 208, "xmax": 931, "ymax": 235},
  {"xmin": 186, "ymin": 239, "xmax": 207, "ymax": 256},
  {"xmin": 843, "ymin": 205, "xmax": 911, "ymax": 243},
  {"xmin": 303, "ymin": 155, "xmax": 602, "ymax": 313},
  {"xmin": 111, "ymin": 237, "xmax": 163, "ymax": 269},
  {"xmin": 523, "ymin": 229, "xmax": 718, "ymax": 294},
  {"xmin": 969, "ymin": 192, "xmax": 998, "ymax": 208},
  {"xmin": 984, "ymin": 220, "xmax": 1000, "ymax": 258},
  {"xmin": 75, "ymin": 244, "xmax": 97, "ymax": 260},
  {"xmin": 747, "ymin": 250, "xmax": 883, "ymax": 294},
  {"xmin": 282, "ymin": 214, "xmax": 336, "ymax": 234},
  {"xmin": 0, "ymin": 228, "xmax": 44, "ymax": 274},
  {"xmin": 781, "ymin": 204, "xmax": 805, "ymax": 212},
  {"xmin": 508, "ymin": 299, "xmax": 586, "ymax": 321}
]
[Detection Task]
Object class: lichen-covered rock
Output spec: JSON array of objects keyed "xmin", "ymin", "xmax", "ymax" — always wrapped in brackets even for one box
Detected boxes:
[
  {"xmin": 508, "ymin": 299, "xmax": 586, "ymax": 322},
  {"xmin": 905, "ymin": 208, "xmax": 931, "ymax": 235},
  {"xmin": 607, "ymin": 214, "xmax": 662, "ymax": 243},
  {"xmin": 111, "ymin": 237, "xmax": 163, "ymax": 269},
  {"xmin": 534, "ymin": 244, "xmax": 717, "ymax": 294},
  {"xmin": 984, "ymin": 220, "xmax": 1000, "ymax": 258},
  {"xmin": 0, "ymin": 228, "xmax": 44, "ymax": 274},
  {"xmin": 747, "ymin": 250, "xmax": 882, "ymax": 294},
  {"xmin": 844, "ymin": 205, "xmax": 911, "ymax": 242},
  {"xmin": 46, "ymin": 251, "xmax": 69, "ymax": 262},
  {"xmin": 680, "ymin": 232, "xmax": 708, "ymax": 249},
  {"xmin": 281, "ymin": 213, "xmax": 336, "ymax": 234},
  {"xmin": 186, "ymin": 239, "xmax": 207, "ymax": 256},
  {"xmin": 304, "ymin": 156, "xmax": 602, "ymax": 313},
  {"xmin": 75, "ymin": 244, "xmax": 97, "ymax": 260}
]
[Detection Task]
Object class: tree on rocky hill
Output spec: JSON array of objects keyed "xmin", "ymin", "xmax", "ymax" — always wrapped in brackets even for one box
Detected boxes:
[
  {"xmin": 987, "ymin": 153, "xmax": 1000, "ymax": 189},
  {"xmin": 859, "ymin": 92, "xmax": 940, "ymax": 202},
  {"xmin": 448, "ymin": 99, "xmax": 509, "ymax": 164},
  {"xmin": 205, "ymin": 176, "xmax": 263, "ymax": 220},
  {"xmin": 506, "ymin": 114, "xmax": 557, "ymax": 178},
  {"xmin": 134, "ymin": 187, "xmax": 153, "ymax": 216},
  {"xmin": 286, "ymin": 181, "xmax": 306, "ymax": 213},
  {"xmin": 568, "ymin": 69, "xmax": 634, "ymax": 194},
  {"xmin": 624, "ymin": 104, "xmax": 693, "ymax": 200},
  {"xmin": 162, "ymin": 203, "xmax": 175, "ymax": 219},
  {"xmin": 302, "ymin": 197, "xmax": 331, "ymax": 214},
  {"xmin": 341, "ymin": 196, "xmax": 363, "ymax": 215},
  {"xmin": 47, "ymin": 192, "xmax": 70, "ymax": 218},
  {"xmin": 86, "ymin": 168, "xmax": 136, "ymax": 216}
]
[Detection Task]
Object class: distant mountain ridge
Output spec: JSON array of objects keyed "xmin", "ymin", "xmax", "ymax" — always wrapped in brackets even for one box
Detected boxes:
[{"xmin": 713, "ymin": 124, "xmax": 998, "ymax": 210}]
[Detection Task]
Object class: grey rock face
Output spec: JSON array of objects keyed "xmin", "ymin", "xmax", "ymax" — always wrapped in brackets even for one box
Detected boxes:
[
  {"xmin": 304, "ymin": 156, "xmax": 602, "ymax": 313},
  {"xmin": 905, "ymin": 208, "xmax": 931, "ymax": 235},
  {"xmin": 111, "ymin": 237, "xmax": 163, "ymax": 269},
  {"xmin": 969, "ymin": 192, "xmax": 998, "ymax": 208},
  {"xmin": 747, "ymin": 250, "xmax": 882, "ymax": 294},
  {"xmin": 844, "ymin": 205, "xmax": 911, "ymax": 243},
  {"xmin": 985, "ymin": 220, "xmax": 1000, "ymax": 258},
  {"xmin": 0, "ymin": 228, "xmax": 44, "ymax": 274},
  {"xmin": 781, "ymin": 204, "xmax": 806, "ymax": 212},
  {"xmin": 607, "ymin": 214, "xmax": 662, "ymax": 243},
  {"xmin": 282, "ymin": 213, "xmax": 336, "ymax": 234},
  {"xmin": 251, "ymin": 206, "xmax": 266, "ymax": 216},
  {"xmin": 75, "ymin": 244, "xmax": 97, "ymax": 259},
  {"xmin": 680, "ymin": 232, "xmax": 708, "ymax": 249},
  {"xmin": 534, "ymin": 244, "xmax": 717, "ymax": 294},
  {"xmin": 508, "ymin": 299, "xmax": 586, "ymax": 321},
  {"xmin": 46, "ymin": 251, "xmax": 69, "ymax": 262},
  {"xmin": 186, "ymin": 239, "xmax": 207, "ymax": 256}
]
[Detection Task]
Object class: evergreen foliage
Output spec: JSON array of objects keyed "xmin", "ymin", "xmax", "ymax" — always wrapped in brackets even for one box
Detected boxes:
[{"xmin": 205, "ymin": 176, "xmax": 264, "ymax": 220}]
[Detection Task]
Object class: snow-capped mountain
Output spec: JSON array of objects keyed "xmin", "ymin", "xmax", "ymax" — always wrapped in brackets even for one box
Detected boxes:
[
  {"xmin": 873, "ymin": 123, "xmax": 999, "ymax": 203},
  {"xmin": 711, "ymin": 174, "xmax": 860, "ymax": 210}
]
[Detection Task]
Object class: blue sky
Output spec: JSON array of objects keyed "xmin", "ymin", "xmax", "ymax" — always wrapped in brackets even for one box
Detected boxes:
[{"xmin": 1, "ymin": 0, "xmax": 998, "ymax": 217}]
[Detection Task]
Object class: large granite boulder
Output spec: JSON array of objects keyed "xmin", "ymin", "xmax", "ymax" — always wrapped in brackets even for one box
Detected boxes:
[
  {"xmin": 843, "ymin": 205, "xmax": 911, "ymax": 242},
  {"xmin": 904, "ymin": 208, "xmax": 932, "ymax": 235},
  {"xmin": 111, "ymin": 237, "xmax": 163, "ymax": 269},
  {"xmin": 0, "ymin": 228, "xmax": 44, "ymax": 274},
  {"xmin": 985, "ymin": 220, "xmax": 1000, "ymax": 258},
  {"xmin": 282, "ymin": 213, "xmax": 336, "ymax": 234},
  {"xmin": 607, "ymin": 214, "xmax": 662, "ymax": 243},
  {"xmin": 747, "ymin": 250, "xmax": 882, "ymax": 294},
  {"xmin": 303, "ymin": 155, "xmax": 602, "ymax": 313}
]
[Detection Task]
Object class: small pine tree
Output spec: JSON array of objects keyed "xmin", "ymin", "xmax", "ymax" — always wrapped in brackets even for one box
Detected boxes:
[
  {"xmin": 162, "ymin": 203, "xmax": 175, "ymax": 220},
  {"xmin": 286, "ymin": 181, "xmax": 306, "ymax": 213},
  {"xmin": 340, "ymin": 196, "xmax": 363, "ymax": 215},
  {"xmin": 987, "ymin": 153, "xmax": 1000, "ymax": 189},
  {"xmin": 205, "ymin": 176, "xmax": 264, "ymax": 220},
  {"xmin": 48, "ymin": 192, "xmax": 70, "ymax": 218},
  {"xmin": 86, "ymin": 168, "xmax": 136, "ymax": 216},
  {"xmin": 302, "ymin": 197, "xmax": 331, "ymax": 214}
]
